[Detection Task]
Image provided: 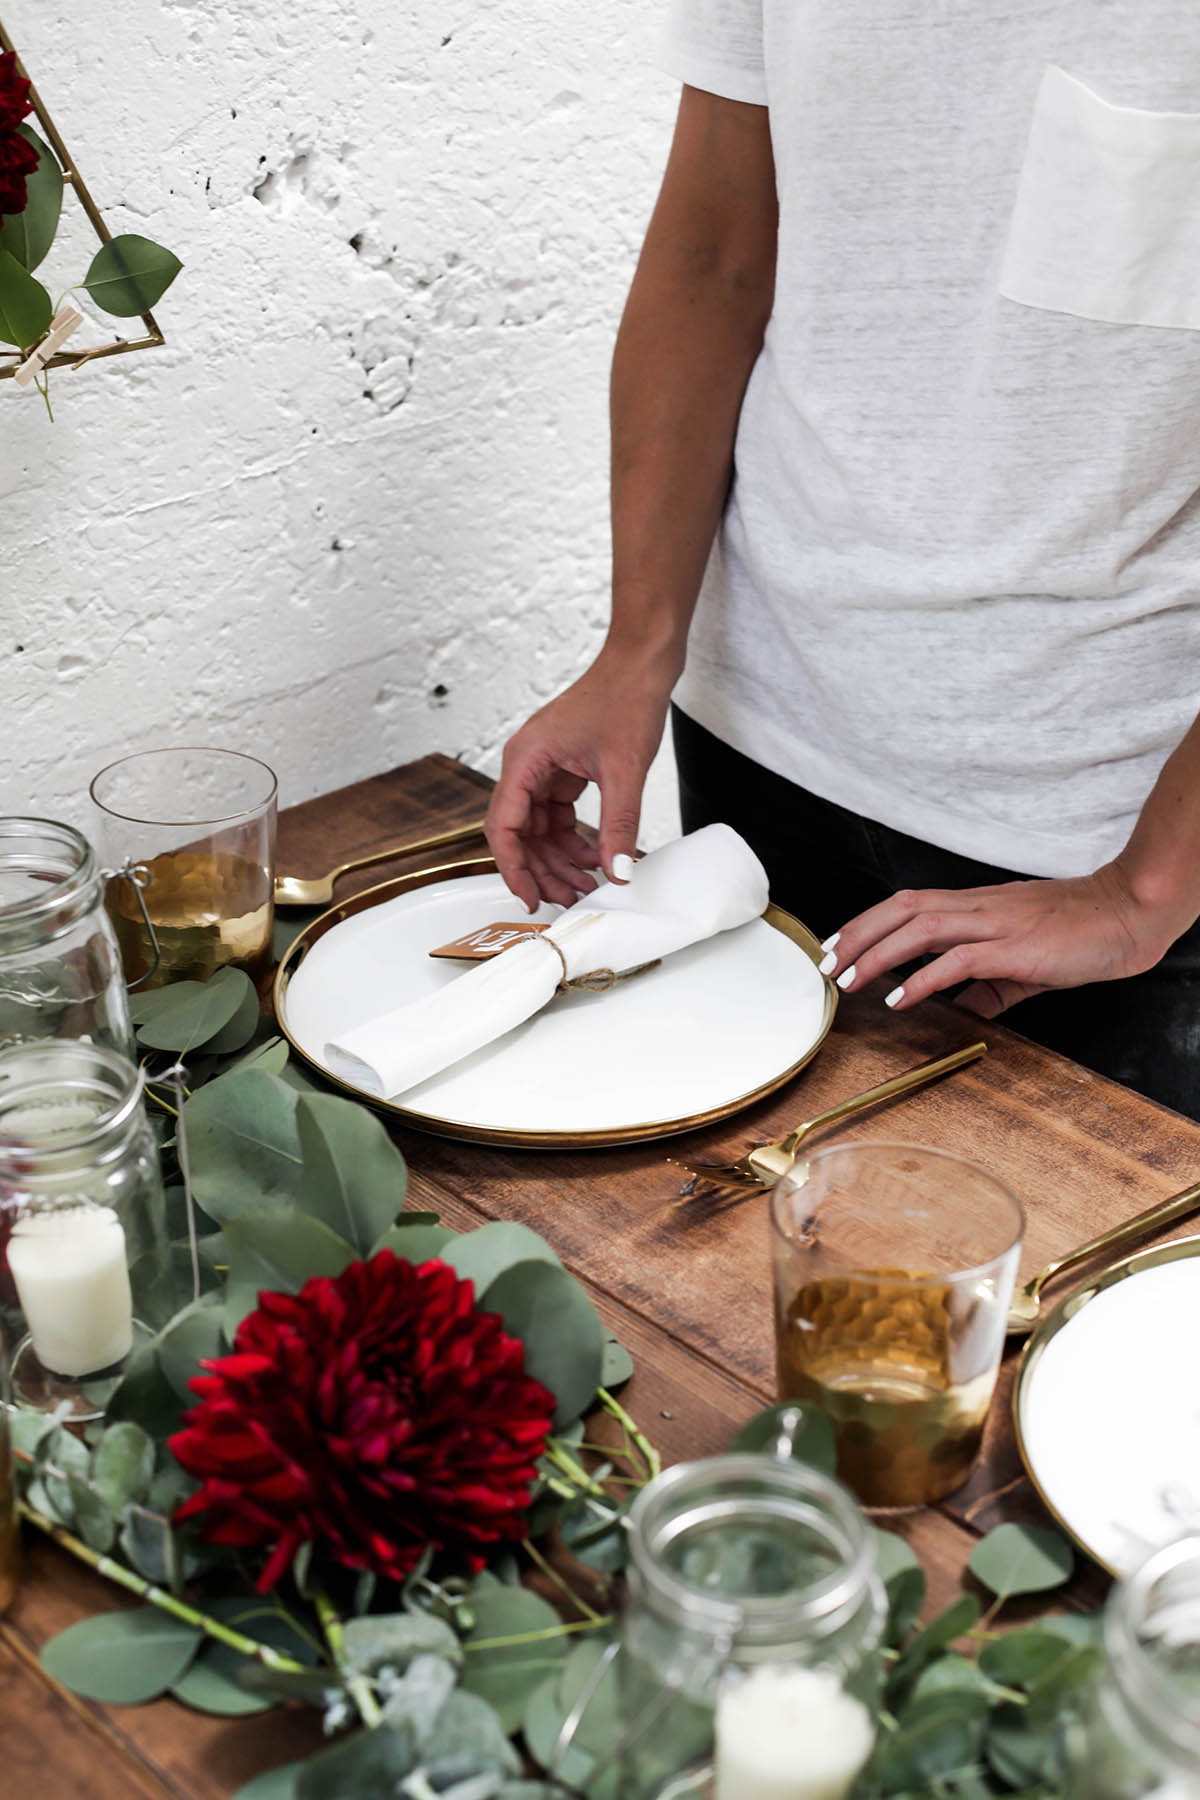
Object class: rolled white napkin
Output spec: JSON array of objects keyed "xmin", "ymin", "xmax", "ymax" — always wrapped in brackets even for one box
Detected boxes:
[{"xmin": 324, "ymin": 823, "xmax": 769, "ymax": 1099}]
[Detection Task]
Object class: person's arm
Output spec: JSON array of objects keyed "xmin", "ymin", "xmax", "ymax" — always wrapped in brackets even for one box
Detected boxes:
[
  {"xmin": 823, "ymin": 707, "xmax": 1200, "ymax": 1015},
  {"xmin": 486, "ymin": 86, "xmax": 778, "ymax": 910}
]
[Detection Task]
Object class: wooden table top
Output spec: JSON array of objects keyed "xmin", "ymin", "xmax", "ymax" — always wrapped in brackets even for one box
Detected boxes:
[{"xmin": 8, "ymin": 751, "xmax": 1200, "ymax": 1798}]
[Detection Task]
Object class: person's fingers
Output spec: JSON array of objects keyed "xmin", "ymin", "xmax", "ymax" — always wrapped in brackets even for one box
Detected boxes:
[
  {"xmin": 546, "ymin": 800, "xmax": 602, "ymax": 870},
  {"xmin": 828, "ymin": 910, "xmax": 999, "ymax": 993},
  {"xmin": 820, "ymin": 888, "xmax": 986, "ymax": 976},
  {"xmin": 872, "ymin": 942, "xmax": 1031, "ymax": 1010},
  {"xmin": 525, "ymin": 842, "xmax": 582, "ymax": 909},
  {"xmin": 536, "ymin": 835, "xmax": 598, "ymax": 898},
  {"xmin": 597, "ymin": 761, "xmax": 644, "ymax": 882},
  {"xmin": 486, "ymin": 776, "xmax": 543, "ymax": 912},
  {"xmin": 952, "ymin": 977, "xmax": 1046, "ymax": 1018}
]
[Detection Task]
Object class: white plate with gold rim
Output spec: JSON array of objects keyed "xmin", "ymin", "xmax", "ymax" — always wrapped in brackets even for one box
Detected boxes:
[
  {"xmin": 1015, "ymin": 1235, "xmax": 1200, "ymax": 1575},
  {"xmin": 273, "ymin": 856, "xmax": 835, "ymax": 1148}
]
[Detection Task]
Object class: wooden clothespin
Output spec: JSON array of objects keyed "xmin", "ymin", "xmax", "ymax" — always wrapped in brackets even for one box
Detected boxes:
[{"xmin": 14, "ymin": 305, "xmax": 84, "ymax": 388}]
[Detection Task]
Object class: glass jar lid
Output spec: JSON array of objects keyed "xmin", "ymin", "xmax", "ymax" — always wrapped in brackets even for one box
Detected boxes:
[{"xmin": 627, "ymin": 1453, "xmax": 876, "ymax": 1649}]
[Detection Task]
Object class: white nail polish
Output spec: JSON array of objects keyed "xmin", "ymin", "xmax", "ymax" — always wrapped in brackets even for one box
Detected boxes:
[
  {"xmin": 820, "ymin": 931, "xmax": 841, "ymax": 954},
  {"xmin": 818, "ymin": 951, "xmax": 839, "ymax": 976},
  {"xmin": 836, "ymin": 964, "xmax": 857, "ymax": 991},
  {"xmin": 885, "ymin": 986, "xmax": 905, "ymax": 1008},
  {"xmin": 612, "ymin": 853, "xmax": 636, "ymax": 882}
]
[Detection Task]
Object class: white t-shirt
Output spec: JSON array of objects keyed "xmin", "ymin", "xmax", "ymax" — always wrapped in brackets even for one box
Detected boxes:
[{"xmin": 662, "ymin": 3, "xmax": 1200, "ymax": 878}]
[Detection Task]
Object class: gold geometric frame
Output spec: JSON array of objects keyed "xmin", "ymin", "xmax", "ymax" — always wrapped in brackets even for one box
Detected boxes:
[{"xmin": 0, "ymin": 17, "xmax": 165, "ymax": 378}]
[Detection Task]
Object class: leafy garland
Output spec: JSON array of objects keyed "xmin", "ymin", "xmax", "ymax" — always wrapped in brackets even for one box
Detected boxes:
[
  {"xmin": 0, "ymin": 49, "xmax": 181, "ymax": 415},
  {"xmin": 7, "ymin": 966, "xmax": 1100, "ymax": 1799}
]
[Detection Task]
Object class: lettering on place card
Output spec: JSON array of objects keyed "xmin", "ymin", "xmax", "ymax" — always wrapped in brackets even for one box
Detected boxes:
[{"xmin": 429, "ymin": 921, "xmax": 552, "ymax": 961}]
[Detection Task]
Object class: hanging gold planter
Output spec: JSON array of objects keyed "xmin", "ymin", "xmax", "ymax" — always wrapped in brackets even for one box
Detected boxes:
[{"xmin": 0, "ymin": 18, "xmax": 177, "ymax": 386}]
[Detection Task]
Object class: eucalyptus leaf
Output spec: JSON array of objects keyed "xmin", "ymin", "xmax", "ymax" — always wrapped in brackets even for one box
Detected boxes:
[
  {"xmin": 295, "ymin": 1723, "xmax": 418, "ymax": 1800},
  {"xmin": 460, "ymin": 1587, "xmax": 567, "ymax": 1732},
  {"xmin": 443, "ymin": 1223, "xmax": 561, "ymax": 1294},
  {"xmin": 968, "ymin": 1522, "xmax": 1075, "ymax": 1601},
  {"xmin": 230, "ymin": 1763, "xmax": 304, "ymax": 1800},
  {"xmin": 985, "ymin": 1702, "xmax": 1067, "ymax": 1789},
  {"xmin": 132, "ymin": 967, "xmax": 252, "ymax": 1053},
  {"xmin": 342, "ymin": 1610, "xmax": 462, "ymax": 1674},
  {"xmin": 551, "ymin": 1639, "xmax": 621, "ymax": 1757},
  {"xmin": 374, "ymin": 1220, "xmax": 454, "ymax": 1264},
  {"xmin": 229, "ymin": 1035, "xmax": 291, "ymax": 1077},
  {"xmin": 599, "ymin": 1334, "xmax": 634, "ymax": 1390},
  {"xmin": 83, "ymin": 232, "xmax": 182, "ymax": 318},
  {"xmin": 172, "ymin": 1649, "xmax": 276, "ymax": 1717},
  {"xmin": 183, "ymin": 1068, "xmax": 303, "ymax": 1220},
  {"xmin": 1023, "ymin": 1643, "xmax": 1104, "ymax": 1725},
  {"xmin": 0, "ymin": 126, "xmax": 62, "ymax": 270},
  {"xmin": 156, "ymin": 1295, "xmax": 226, "ymax": 1400},
  {"xmin": 41, "ymin": 1607, "xmax": 201, "ymax": 1703},
  {"xmin": 221, "ymin": 1207, "xmax": 357, "ymax": 1337},
  {"xmin": 422, "ymin": 1689, "xmax": 521, "ymax": 1778},
  {"xmin": 728, "ymin": 1401, "xmax": 838, "ymax": 1476},
  {"xmin": 521, "ymin": 1658, "xmax": 621, "ymax": 1800},
  {"xmin": 295, "ymin": 1090, "xmax": 409, "ymax": 1251},
  {"xmin": 66, "ymin": 1474, "xmax": 117, "ymax": 1552},
  {"xmin": 479, "ymin": 1260, "xmax": 605, "ymax": 1427},
  {"xmin": 203, "ymin": 975, "xmax": 263, "ymax": 1054},
  {"xmin": 889, "ymin": 1595, "xmax": 981, "ymax": 1698},
  {"xmin": 559, "ymin": 1493, "xmax": 629, "ymax": 1573},
  {"xmin": 978, "ymin": 1627, "xmax": 1081, "ymax": 1690},
  {"xmin": 104, "ymin": 1341, "xmax": 185, "ymax": 1440},
  {"xmin": 381, "ymin": 1651, "xmax": 459, "ymax": 1748},
  {"xmin": 0, "ymin": 243, "xmax": 51, "ymax": 348},
  {"xmin": 876, "ymin": 1703, "xmax": 986, "ymax": 1793}
]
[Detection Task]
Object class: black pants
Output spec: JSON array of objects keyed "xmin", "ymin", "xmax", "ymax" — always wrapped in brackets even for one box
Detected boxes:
[{"xmin": 673, "ymin": 706, "xmax": 1200, "ymax": 1121}]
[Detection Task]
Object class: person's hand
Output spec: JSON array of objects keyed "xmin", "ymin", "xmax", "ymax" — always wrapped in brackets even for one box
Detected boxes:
[
  {"xmin": 486, "ymin": 651, "xmax": 671, "ymax": 911},
  {"xmin": 820, "ymin": 862, "xmax": 1180, "ymax": 1018}
]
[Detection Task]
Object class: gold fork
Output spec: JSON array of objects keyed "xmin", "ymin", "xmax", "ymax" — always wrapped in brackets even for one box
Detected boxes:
[
  {"xmin": 1005, "ymin": 1176, "xmax": 1200, "ymax": 1338},
  {"xmin": 274, "ymin": 817, "xmax": 489, "ymax": 907},
  {"xmin": 670, "ymin": 1042, "xmax": 988, "ymax": 1195}
]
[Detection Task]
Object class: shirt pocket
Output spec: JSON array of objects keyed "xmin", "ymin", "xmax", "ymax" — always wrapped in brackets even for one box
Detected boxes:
[{"xmin": 999, "ymin": 65, "xmax": 1200, "ymax": 330}]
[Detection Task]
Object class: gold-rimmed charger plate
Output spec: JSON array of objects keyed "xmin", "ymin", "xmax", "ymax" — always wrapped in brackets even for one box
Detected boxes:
[
  {"xmin": 1014, "ymin": 1232, "xmax": 1200, "ymax": 1576},
  {"xmin": 273, "ymin": 854, "xmax": 836, "ymax": 1148}
]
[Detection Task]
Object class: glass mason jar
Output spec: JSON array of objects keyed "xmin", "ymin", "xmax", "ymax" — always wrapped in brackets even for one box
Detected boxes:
[
  {"xmin": 0, "ymin": 818, "xmax": 133, "ymax": 1060},
  {"xmin": 619, "ymin": 1452, "xmax": 886, "ymax": 1799},
  {"xmin": 0, "ymin": 1041, "xmax": 166, "ymax": 1421},
  {"xmin": 0, "ymin": 1328, "xmax": 17, "ymax": 1617},
  {"xmin": 1068, "ymin": 1536, "xmax": 1200, "ymax": 1798}
]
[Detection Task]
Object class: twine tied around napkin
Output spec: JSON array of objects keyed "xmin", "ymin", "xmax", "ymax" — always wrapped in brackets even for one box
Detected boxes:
[{"xmin": 541, "ymin": 935, "xmax": 662, "ymax": 994}]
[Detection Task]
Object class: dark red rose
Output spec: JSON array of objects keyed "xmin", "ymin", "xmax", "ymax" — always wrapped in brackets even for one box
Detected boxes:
[
  {"xmin": 170, "ymin": 1250, "xmax": 556, "ymax": 1592},
  {"xmin": 0, "ymin": 52, "xmax": 37, "ymax": 216}
]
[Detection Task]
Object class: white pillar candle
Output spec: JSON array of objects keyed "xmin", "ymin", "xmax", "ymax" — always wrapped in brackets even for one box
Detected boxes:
[
  {"xmin": 8, "ymin": 1206, "xmax": 133, "ymax": 1377},
  {"xmin": 714, "ymin": 1665, "xmax": 875, "ymax": 1800}
]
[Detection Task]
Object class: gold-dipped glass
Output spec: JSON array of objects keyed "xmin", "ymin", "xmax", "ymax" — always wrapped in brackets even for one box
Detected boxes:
[
  {"xmin": 90, "ymin": 749, "xmax": 277, "ymax": 989},
  {"xmin": 770, "ymin": 1142, "xmax": 1023, "ymax": 1508}
]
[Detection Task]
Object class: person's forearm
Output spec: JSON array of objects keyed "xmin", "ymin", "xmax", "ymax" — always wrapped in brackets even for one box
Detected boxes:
[
  {"xmin": 605, "ymin": 91, "xmax": 777, "ymax": 688},
  {"xmin": 1114, "ymin": 706, "xmax": 1200, "ymax": 947}
]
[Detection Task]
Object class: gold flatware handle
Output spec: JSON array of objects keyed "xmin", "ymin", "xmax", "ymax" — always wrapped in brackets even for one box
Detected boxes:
[
  {"xmin": 1025, "ymin": 1176, "xmax": 1200, "ymax": 1307},
  {"xmin": 781, "ymin": 1041, "xmax": 989, "ymax": 1154},
  {"xmin": 275, "ymin": 817, "xmax": 489, "ymax": 903}
]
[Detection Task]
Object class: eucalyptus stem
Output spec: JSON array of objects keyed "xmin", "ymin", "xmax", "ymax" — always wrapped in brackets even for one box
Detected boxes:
[
  {"xmin": 313, "ymin": 1586, "xmax": 383, "ymax": 1729},
  {"xmin": 596, "ymin": 1389, "xmax": 661, "ymax": 1481},
  {"xmin": 522, "ymin": 1537, "xmax": 604, "ymax": 1624},
  {"xmin": 547, "ymin": 1441, "xmax": 617, "ymax": 1504},
  {"xmin": 464, "ymin": 1617, "xmax": 611, "ymax": 1652},
  {"xmin": 20, "ymin": 1501, "xmax": 311, "ymax": 1673}
]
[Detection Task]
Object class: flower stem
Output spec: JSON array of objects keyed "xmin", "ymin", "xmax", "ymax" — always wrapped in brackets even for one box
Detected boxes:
[
  {"xmin": 20, "ymin": 1502, "xmax": 311, "ymax": 1673},
  {"xmin": 596, "ymin": 1389, "xmax": 661, "ymax": 1481},
  {"xmin": 522, "ymin": 1537, "xmax": 604, "ymax": 1624},
  {"xmin": 464, "ymin": 1618, "xmax": 611, "ymax": 1652},
  {"xmin": 313, "ymin": 1586, "xmax": 383, "ymax": 1729}
]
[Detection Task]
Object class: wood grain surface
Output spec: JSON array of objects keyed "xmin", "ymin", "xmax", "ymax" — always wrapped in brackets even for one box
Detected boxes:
[{"xmin": 8, "ymin": 751, "xmax": 1200, "ymax": 1796}]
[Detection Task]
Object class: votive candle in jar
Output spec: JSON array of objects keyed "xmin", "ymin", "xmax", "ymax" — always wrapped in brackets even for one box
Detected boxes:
[
  {"xmin": 0, "ymin": 1040, "xmax": 166, "ymax": 1420},
  {"xmin": 619, "ymin": 1454, "xmax": 885, "ymax": 1800}
]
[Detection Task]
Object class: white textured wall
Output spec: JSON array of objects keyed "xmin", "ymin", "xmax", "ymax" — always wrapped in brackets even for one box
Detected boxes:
[{"xmin": 0, "ymin": 0, "xmax": 681, "ymax": 848}]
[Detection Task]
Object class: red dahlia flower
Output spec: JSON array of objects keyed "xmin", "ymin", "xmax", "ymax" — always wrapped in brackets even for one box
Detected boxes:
[
  {"xmin": 170, "ymin": 1250, "xmax": 557, "ymax": 1592},
  {"xmin": 0, "ymin": 52, "xmax": 37, "ymax": 216}
]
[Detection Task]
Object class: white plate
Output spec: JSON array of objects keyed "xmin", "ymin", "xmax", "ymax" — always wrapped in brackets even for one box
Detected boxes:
[
  {"xmin": 1015, "ymin": 1237, "xmax": 1200, "ymax": 1574},
  {"xmin": 275, "ymin": 863, "xmax": 834, "ymax": 1146}
]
